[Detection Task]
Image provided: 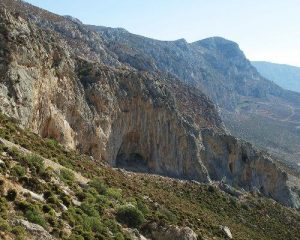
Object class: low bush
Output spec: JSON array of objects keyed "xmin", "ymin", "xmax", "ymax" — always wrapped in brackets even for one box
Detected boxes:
[
  {"xmin": 0, "ymin": 197, "xmax": 8, "ymax": 218},
  {"xmin": 116, "ymin": 204, "xmax": 145, "ymax": 228},
  {"xmin": 24, "ymin": 154, "xmax": 45, "ymax": 175},
  {"xmin": 11, "ymin": 225, "xmax": 26, "ymax": 240},
  {"xmin": 25, "ymin": 207, "xmax": 47, "ymax": 228},
  {"xmin": 6, "ymin": 189, "xmax": 17, "ymax": 201},
  {"xmin": 80, "ymin": 202, "xmax": 100, "ymax": 217},
  {"xmin": 107, "ymin": 188, "xmax": 122, "ymax": 200},
  {"xmin": 0, "ymin": 217, "xmax": 10, "ymax": 231},
  {"xmin": 89, "ymin": 178, "xmax": 107, "ymax": 195},
  {"xmin": 59, "ymin": 168, "xmax": 75, "ymax": 185},
  {"xmin": 20, "ymin": 176, "xmax": 44, "ymax": 193},
  {"xmin": 11, "ymin": 164, "xmax": 26, "ymax": 178}
]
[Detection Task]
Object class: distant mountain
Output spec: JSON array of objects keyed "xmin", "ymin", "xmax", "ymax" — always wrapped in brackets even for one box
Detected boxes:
[{"xmin": 252, "ymin": 61, "xmax": 300, "ymax": 93}]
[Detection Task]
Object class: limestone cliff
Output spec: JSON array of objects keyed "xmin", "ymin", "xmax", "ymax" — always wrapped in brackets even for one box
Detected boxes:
[{"xmin": 0, "ymin": 0, "xmax": 299, "ymax": 208}]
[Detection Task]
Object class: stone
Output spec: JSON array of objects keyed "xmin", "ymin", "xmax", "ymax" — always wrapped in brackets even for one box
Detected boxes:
[
  {"xmin": 11, "ymin": 219, "xmax": 54, "ymax": 240},
  {"xmin": 144, "ymin": 222, "xmax": 198, "ymax": 240},
  {"xmin": 122, "ymin": 228, "xmax": 149, "ymax": 240},
  {"xmin": 220, "ymin": 225, "xmax": 233, "ymax": 239}
]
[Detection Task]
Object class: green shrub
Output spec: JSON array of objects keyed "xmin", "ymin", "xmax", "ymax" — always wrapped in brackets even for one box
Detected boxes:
[
  {"xmin": 68, "ymin": 233, "xmax": 85, "ymax": 240},
  {"xmin": 89, "ymin": 178, "xmax": 107, "ymax": 195},
  {"xmin": 82, "ymin": 216, "xmax": 105, "ymax": 233},
  {"xmin": 11, "ymin": 225, "xmax": 26, "ymax": 240},
  {"xmin": 0, "ymin": 197, "xmax": 8, "ymax": 218},
  {"xmin": 25, "ymin": 207, "xmax": 47, "ymax": 227},
  {"xmin": 0, "ymin": 179, "xmax": 4, "ymax": 195},
  {"xmin": 46, "ymin": 139, "xmax": 59, "ymax": 149},
  {"xmin": 60, "ymin": 194, "xmax": 72, "ymax": 207},
  {"xmin": 107, "ymin": 188, "xmax": 122, "ymax": 200},
  {"xmin": 25, "ymin": 154, "xmax": 45, "ymax": 175},
  {"xmin": 15, "ymin": 200, "xmax": 31, "ymax": 211},
  {"xmin": 136, "ymin": 198, "xmax": 149, "ymax": 215},
  {"xmin": 59, "ymin": 168, "xmax": 75, "ymax": 184},
  {"xmin": 41, "ymin": 167, "xmax": 54, "ymax": 181},
  {"xmin": 43, "ymin": 190, "xmax": 60, "ymax": 206},
  {"xmin": 115, "ymin": 233, "xmax": 125, "ymax": 240},
  {"xmin": 116, "ymin": 204, "xmax": 145, "ymax": 228},
  {"xmin": 6, "ymin": 189, "xmax": 17, "ymax": 201},
  {"xmin": 8, "ymin": 147, "xmax": 22, "ymax": 159},
  {"xmin": 104, "ymin": 218, "xmax": 123, "ymax": 236},
  {"xmin": 62, "ymin": 207, "xmax": 83, "ymax": 227},
  {"xmin": 0, "ymin": 217, "xmax": 10, "ymax": 231},
  {"xmin": 20, "ymin": 176, "xmax": 44, "ymax": 193},
  {"xmin": 11, "ymin": 164, "xmax": 26, "ymax": 178},
  {"xmin": 80, "ymin": 202, "xmax": 99, "ymax": 217}
]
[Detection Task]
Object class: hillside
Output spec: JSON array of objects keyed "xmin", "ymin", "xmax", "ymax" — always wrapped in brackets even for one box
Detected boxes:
[
  {"xmin": 0, "ymin": 112, "xmax": 300, "ymax": 240},
  {"xmin": 252, "ymin": 61, "xmax": 300, "ymax": 93}
]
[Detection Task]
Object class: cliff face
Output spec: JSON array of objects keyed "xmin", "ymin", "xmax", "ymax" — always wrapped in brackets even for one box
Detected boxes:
[
  {"xmin": 0, "ymin": 0, "xmax": 299, "ymax": 207},
  {"xmin": 93, "ymin": 25, "xmax": 300, "ymax": 168},
  {"xmin": 0, "ymin": 6, "xmax": 216, "ymax": 182}
]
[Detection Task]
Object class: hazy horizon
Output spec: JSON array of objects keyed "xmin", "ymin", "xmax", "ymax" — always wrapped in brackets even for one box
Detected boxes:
[{"xmin": 24, "ymin": 0, "xmax": 300, "ymax": 67}]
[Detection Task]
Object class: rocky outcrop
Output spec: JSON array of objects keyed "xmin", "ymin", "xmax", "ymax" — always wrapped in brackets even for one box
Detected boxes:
[
  {"xmin": 219, "ymin": 225, "xmax": 233, "ymax": 239},
  {"xmin": 11, "ymin": 219, "xmax": 55, "ymax": 240},
  {"xmin": 0, "ymin": 0, "xmax": 299, "ymax": 208},
  {"xmin": 200, "ymin": 130, "xmax": 300, "ymax": 207},
  {"xmin": 142, "ymin": 222, "xmax": 198, "ymax": 240},
  {"xmin": 91, "ymin": 20, "xmax": 300, "ymax": 168}
]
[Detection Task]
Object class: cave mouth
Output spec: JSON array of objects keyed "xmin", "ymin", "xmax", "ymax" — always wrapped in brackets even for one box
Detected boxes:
[{"xmin": 116, "ymin": 152, "xmax": 149, "ymax": 172}]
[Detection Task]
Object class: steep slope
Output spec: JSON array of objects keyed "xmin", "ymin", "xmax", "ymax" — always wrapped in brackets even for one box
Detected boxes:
[
  {"xmin": 0, "ymin": 112, "xmax": 300, "ymax": 240},
  {"xmin": 252, "ymin": 61, "xmax": 300, "ymax": 93},
  {"xmin": 0, "ymin": 0, "xmax": 299, "ymax": 208},
  {"xmin": 90, "ymin": 26, "xmax": 300, "ymax": 167}
]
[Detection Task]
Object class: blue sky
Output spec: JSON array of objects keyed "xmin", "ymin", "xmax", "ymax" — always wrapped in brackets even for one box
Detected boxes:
[{"xmin": 25, "ymin": 0, "xmax": 300, "ymax": 67}]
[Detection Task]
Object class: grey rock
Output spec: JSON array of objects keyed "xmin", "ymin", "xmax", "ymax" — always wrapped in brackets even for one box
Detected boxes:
[
  {"xmin": 220, "ymin": 225, "xmax": 233, "ymax": 239},
  {"xmin": 144, "ymin": 222, "xmax": 198, "ymax": 240},
  {"xmin": 11, "ymin": 219, "xmax": 54, "ymax": 240}
]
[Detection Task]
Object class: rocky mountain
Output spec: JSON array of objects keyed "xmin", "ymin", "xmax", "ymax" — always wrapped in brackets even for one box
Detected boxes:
[
  {"xmin": 252, "ymin": 61, "xmax": 300, "ymax": 93},
  {"xmin": 0, "ymin": 0, "xmax": 300, "ymax": 213},
  {"xmin": 90, "ymin": 25, "xmax": 300, "ymax": 169}
]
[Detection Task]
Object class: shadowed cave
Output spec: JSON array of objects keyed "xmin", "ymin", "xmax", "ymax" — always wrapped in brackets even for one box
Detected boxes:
[{"xmin": 115, "ymin": 132, "xmax": 150, "ymax": 172}]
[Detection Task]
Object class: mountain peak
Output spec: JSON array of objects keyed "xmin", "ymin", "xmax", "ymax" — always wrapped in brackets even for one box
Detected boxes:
[{"xmin": 64, "ymin": 15, "xmax": 83, "ymax": 25}]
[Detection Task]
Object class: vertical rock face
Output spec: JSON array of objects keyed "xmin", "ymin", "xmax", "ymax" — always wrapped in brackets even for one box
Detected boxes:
[
  {"xmin": 0, "ymin": 0, "xmax": 299, "ymax": 208},
  {"xmin": 201, "ymin": 130, "xmax": 299, "ymax": 207}
]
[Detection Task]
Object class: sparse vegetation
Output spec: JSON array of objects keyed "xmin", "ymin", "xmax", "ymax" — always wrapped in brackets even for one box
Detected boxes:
[
  {"xmin": 0, "ymin": 112, "xmax": 299, "ymax": 239},
  {"xmin": 25, "ymin": 207, "xmax": 47, "ymax": 228},
  {"xmin": 59, "ymin": 168, "xmax": 75, "ymax": 185},
  {"xmin": 11, "ymin": 164, "xmax": 26, "ymax": 178},
  {"xmin": 89, "ymin": 178, "xmax": 107, "ymax": 195}
]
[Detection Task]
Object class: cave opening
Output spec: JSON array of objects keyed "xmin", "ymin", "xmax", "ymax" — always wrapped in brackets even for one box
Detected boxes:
[
  {"xmin": 115, "ymin": 132, "xmax": 150, "ymax": 172},
  {"xmin": 116, "ymin": 152, "xmax": 149, "ymax": 172}
]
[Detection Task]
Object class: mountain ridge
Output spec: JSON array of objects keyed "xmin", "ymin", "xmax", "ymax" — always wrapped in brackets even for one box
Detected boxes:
[{"xmin": 252, "ymin": 61, "xmax": 300, "ymax": 93}]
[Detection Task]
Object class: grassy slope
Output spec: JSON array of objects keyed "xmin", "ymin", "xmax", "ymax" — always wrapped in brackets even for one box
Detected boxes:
[{"xmin": 0, "ymin": 112, "xmax": 300, "ymax": 240}]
